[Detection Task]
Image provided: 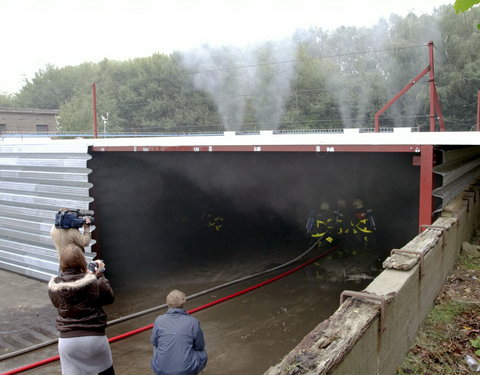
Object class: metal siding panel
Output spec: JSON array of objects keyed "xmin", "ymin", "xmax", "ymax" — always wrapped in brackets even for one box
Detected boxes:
[
  {"xmin": 0, "ymin": 143, "xmax": 95, "ymax": 281},
  {"xmin": 433, "ymin": 147, "xmax": 480, "ymax": 211}
]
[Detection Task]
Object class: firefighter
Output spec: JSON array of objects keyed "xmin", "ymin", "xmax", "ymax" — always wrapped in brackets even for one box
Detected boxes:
[
  {"xmin": 207, "ymin": 215, "xmax": 224, "ymax": 232},
  {"xmin": 310, "ymin": 201, "xmax": 335, "ymax": 246},
  {"xmin": 333, "ymin": 198, "xmax": 350, "ymax": 238},
  {"xmin": 351, "ymin": 198, "xmax": 376, "ymax": 247},
  {"xmin": 202, "ymin": 205, "xmax": 224, "ymax": 232}
]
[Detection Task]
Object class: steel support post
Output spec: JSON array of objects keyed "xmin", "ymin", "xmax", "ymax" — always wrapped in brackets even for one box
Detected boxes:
[
  {"xmin": 477, "ymin": 91, "xmax": 480, "ymax": 131},
  {"xmin": 419, "ymin": 145, "xmax": 434, "ymax": 231},
  {"xmin": 92, "ymin": 82, "xmax": 98, "ymax": 139},
  {"xmin": 428, "ymin": 42, "xmax": 436, "ymax": 132}
]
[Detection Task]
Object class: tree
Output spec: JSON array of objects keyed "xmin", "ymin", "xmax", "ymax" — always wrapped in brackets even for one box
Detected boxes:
[
  {"xmin": 436, "ymin": 5, "xmax": 480, "ymax": 130},
  {"xmin": 282, "ymin": 36, "xmax": 341, "ymax": 130},
  {"xmin": 16, "ymin": 63, "xmax": 97, "ymax": 109},
  {"xmin": 0, "ymin": 93, "xmax": 16, "ymax": 107},
  {"xmin": 8, "ymin": 5, "xmax": 480, "ymax": 134}
]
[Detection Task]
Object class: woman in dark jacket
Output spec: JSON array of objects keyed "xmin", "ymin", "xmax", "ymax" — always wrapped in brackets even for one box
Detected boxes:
[{"xmin": 48, "ymin": 244, "xmax": 115, "ymax": 375}]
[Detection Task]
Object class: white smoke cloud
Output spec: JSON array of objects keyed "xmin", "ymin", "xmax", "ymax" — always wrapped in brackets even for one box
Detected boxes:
[{"xmin": 179, "ymin": 39, "xmax": 297, "ymax": 131}]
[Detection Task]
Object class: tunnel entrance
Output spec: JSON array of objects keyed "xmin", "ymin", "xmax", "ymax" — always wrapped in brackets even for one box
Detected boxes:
[{"xmin": 88, "ymin": 150, "xmax": 419, "ymax": 286}]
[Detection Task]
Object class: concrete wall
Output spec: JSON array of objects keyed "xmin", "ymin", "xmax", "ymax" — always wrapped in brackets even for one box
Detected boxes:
[{"xmin": 265, "ymin": 181, "xmax": 480, "ymax": 375}]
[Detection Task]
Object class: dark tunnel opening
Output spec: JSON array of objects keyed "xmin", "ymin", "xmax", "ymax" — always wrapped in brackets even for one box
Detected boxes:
[{"xmin": 88, "ymin": 150, "xmax": 420, "ymax": 287}]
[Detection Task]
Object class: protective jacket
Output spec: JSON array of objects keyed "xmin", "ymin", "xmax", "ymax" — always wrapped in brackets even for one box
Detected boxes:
[
  {"xmin": 48, "ymin": 270, "xmax": 114, "ymax": 338},
  {"xmin": 50, "ymin": 226, "xmax": 91, "ymax": 254},
  {"xmin": 351, "ymin": 208, "xmax": 376, "ymax": 244},
  {"xmin": 310, "ymin": 209, "xmax": 334, "ymax": 243},
  {"xmin": 151, "ymin": 308, "xmax": 208, "ymax": 375},
  {"xmin": 333, "ymin": 207, "xmax": 351, "ymax": 236}
]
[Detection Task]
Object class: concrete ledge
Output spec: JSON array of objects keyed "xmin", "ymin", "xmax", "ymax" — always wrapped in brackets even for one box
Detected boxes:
[{"xmin": 265, "ymin": 186, "xmax": 480, "ymax": 375}]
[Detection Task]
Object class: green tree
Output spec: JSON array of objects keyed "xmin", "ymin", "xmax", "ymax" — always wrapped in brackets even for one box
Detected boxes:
[
  {"xmin": 8, "ymin": 5, "xmax": 480, "ymax": 134},
  {"xmin": 57, "ymin": 93, "xmax": 92, "ymax": 133},
  {"xmin": 16, "ymin": 63, "xmax": 97, "ymax": 109},
  {"xmin": 282, "ymin": 37, "xmax": 341, "ymax": 130},
  {"xmin": 436, "ymin": 5, "xmax": 480, "ymax": 130},
  {"xmin": 0, "ymin": 93, "xmax": 16, "ymax": 107}
]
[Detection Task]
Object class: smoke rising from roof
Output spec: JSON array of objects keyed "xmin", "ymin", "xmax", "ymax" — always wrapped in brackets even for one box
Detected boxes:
[
  {"xmin": 179, "ymin": 16, "xmax": 442, "ymax": 130},
  {"xmin": 179, "ymin": 40, "xmax": 296, "ymax": 131}
]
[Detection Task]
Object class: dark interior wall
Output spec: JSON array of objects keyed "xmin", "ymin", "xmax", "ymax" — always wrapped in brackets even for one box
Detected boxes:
[{"xmin": 88, "ymin": 151, "xmax": 419, "ymax": 284}]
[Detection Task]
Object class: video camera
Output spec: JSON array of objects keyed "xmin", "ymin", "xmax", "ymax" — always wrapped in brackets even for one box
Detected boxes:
[
  {"xmin": 88, "ymin": 260, "xmax": 105, "ymax": 274},
  {"xmin": 55, "ymin": 209, "xmax": 95, "ymax": 229}
]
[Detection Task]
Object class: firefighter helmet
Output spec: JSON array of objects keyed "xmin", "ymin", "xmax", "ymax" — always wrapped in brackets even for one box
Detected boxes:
[
  {"xmin": 352, "ymin": 198, "xmax": 364, "ymax": 209},
  {"xmin": 337, "ymin": 198, "xmax": 346, "ymax": 208},
  {"xmin": 320, "ymin": 201, "xmax": 330, "ymax": 211}
]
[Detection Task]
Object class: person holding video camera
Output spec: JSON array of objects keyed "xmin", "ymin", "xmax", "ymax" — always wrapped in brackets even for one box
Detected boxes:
[
  {"xmin": 51, "ymin": 208, "xmax": 93, "ymax": 255},
  {"xmin": 48, "ymin": 244, "xmax": 115, "ymax": 375}
]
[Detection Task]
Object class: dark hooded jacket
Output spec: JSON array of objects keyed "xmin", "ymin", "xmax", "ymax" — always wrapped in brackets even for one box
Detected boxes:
[{"xmin": 48, "ymin": 270, "xmax": 114, "ymax": 338}]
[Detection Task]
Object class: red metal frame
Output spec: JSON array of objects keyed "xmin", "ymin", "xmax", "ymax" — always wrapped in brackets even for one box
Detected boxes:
[
  {"xmin": 91, "ymin": 143, "xmax": 432, "ymax": 231},
  {"xmin": 90, "ymin": 144, "xmax": 422, "ymax": 153},
  {"xmin": 92, "ymin": 83, "xmax": 98, "ymax": 139},
  {"xmin": 374, "ymin": 41, "xmax": 445, "ymax": 132},
  {"xmin": 418, "ymin": 145, "xmax": 434, "ymax": 230},
  {"xmin": 477, "ymin": 91, "xmax": 480, "ymax": 131},
  {"xmin": 88, "ymin": 44, "xmax": 446, "ymax": 235}
]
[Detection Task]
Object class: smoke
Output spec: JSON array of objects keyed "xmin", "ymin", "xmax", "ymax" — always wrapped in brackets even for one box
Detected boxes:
[
  {"xmin": 179, "ymin": 40, "xmax": 296, "ymax": 131},
  {"xmin": 178, "ymin": 11, "xmax": 443, "ymax": 132},
  {"xmin": 299, "ymin": 14, "xmax": 442, "ymax": 129}
]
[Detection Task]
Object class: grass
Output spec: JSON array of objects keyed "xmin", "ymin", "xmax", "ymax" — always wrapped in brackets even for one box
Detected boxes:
[{"xmin": 457, "ymin": 253, "xmax": 480, "ymax": 271}]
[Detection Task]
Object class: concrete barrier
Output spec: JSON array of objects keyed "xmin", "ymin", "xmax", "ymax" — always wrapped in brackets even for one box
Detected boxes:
[{"xmin": 265, "ymin": 183, "xmax": 480, "ymax": 375}]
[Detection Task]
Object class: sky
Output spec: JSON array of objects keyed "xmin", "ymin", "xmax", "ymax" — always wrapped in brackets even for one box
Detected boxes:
[{"xmin": 1, "ymin": 0, "xmax": 452, "ymax": 95}]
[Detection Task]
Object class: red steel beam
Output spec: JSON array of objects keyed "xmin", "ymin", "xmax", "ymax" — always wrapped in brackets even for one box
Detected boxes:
[
  {"xmin": 92, "ymin": 83, "xmax": 98, "ymax": 139},
  {"xmin": 477, "ymin": 91, "xmax": 480, "ymax": 131},
  {"xmin": 429, "ymin": 41, "xmax": 436, "ymax": 132},
  {"xmin": 419, "ymin": 145, "xmax": 434, "ymax": 230},
  {"xmin": 433, "ymin": 84, "xmax": 446, "ymax": 131},
  {"xmin": 374, "ymin": 66, "xmax": 430, "ymax": 132}
]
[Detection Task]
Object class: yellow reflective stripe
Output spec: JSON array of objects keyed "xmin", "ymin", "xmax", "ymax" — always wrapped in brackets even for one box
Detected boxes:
[{"xmin": 356, "ymin": 226, "xmax": 372, "ymax": 233}]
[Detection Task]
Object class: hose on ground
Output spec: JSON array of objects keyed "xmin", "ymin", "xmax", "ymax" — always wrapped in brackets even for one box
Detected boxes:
[
  {"xmin": 2, "ymin": 241, "xmax": 338, "ymax": 375},
  {"xmin": 1, "ymin": 238, "xmax": 323, "ymax": 362}
]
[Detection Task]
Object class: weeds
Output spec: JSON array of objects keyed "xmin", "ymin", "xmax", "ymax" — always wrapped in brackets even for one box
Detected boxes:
[
  {"xmin": 457, "ymin": 253, "xmax": 480, "ymax": 270},
  {"xmin": 397, "ymin": 250, "xmax": 480, "ymax": 375}
]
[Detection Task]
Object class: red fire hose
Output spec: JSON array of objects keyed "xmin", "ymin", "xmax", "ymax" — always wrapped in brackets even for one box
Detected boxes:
[{"xmin": 2, "ymin": 245, "xmax": 338, "ymax": 375}]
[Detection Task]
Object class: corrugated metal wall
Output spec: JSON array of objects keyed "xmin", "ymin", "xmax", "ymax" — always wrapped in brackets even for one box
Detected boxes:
[
  {"xmin": 0, "ymin": 142, "xmax": 95, "ymax": 281},
  {"xmin": 433, "ymin": 146, "xmax": 480, "ymax": 211}
]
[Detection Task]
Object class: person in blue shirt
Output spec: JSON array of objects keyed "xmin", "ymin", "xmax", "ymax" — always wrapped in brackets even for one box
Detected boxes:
[{"xmin": 151, "ymin": 289, "xmax": 207, "ymax": 375}]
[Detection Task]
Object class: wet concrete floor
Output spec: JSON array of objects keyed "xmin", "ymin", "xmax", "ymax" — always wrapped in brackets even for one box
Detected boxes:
[{"xmin": 0, "ymin": 243, "xmax": 381, "ymax": 375}]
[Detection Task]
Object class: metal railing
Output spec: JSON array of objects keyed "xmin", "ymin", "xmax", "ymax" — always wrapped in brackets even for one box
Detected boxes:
[{"xmin": 0, "ymin": 127, "xmax": 418, "ymax": 139}]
